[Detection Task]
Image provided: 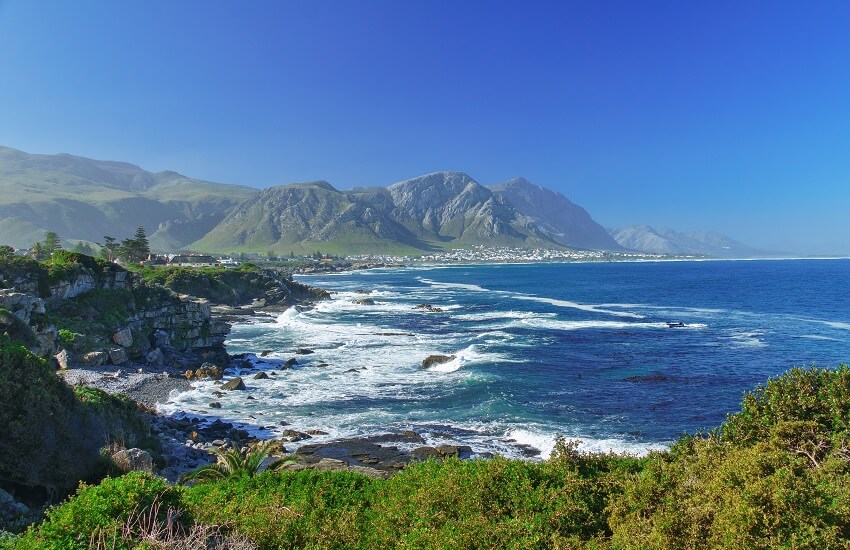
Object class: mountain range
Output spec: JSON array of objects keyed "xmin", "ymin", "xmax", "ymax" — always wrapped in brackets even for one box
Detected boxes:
[
  {"xmin": 0, "ymin": 146, "xmax": 756, "ymax": 257},
  {"xmin": 609, "ymin": 226, "xmax": 762, "ymax": 257}
]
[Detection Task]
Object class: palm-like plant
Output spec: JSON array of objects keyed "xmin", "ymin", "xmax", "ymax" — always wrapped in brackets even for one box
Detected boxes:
[{"xmin": 180, "ymin": 440, "xmax": 296, "ymax": 484}]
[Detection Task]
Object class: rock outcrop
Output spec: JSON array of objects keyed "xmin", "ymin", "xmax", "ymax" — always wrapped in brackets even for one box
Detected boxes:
[{"xmin": 422, "ymin": 354, "xmax": 456, "ymax": 369}]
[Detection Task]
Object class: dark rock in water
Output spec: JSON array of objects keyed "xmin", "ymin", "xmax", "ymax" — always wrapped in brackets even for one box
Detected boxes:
[
  {"xmin": 281, "ymin": 429, "xmax": 312, "ymax": 442},
  {"xmin": 516, "ymin": 444, "xmax": 541, "ymax": 457},
  {"xmin": 212, "ymin": 390, "xmax": 224, "ymax": 397},
  {"xmin": 295, "ymin": 348, "xmax": 314, "ymax": 355},
  {"xmin": 283, "ymin": 358, "xmax": 298, "ymax": 369},
  {"xmin": 353, "ymin": 297, "xmax": 376, "ymax": 305},
  {"xmin": 411, "ymin": 446, "xmax": 441, "ymax": 461},
  {"xmin": 247, "ymin": 395, "xmax": 256, "ymax": 400},
  {"xmin": 625, "ymin": 373, "xmax": 671, "ymax": 383},
  {"xmin": 361, "ymin": 431, "xmax": 426, "ymax": 445},
  {"xmin": 353, "ymin": 289, "xmax": 372, "ymax": 294},
  {"xmin": 260, "ymin": 350, "xmax": 272, "ymax": 357},
  {"xmin": 209, "ymin": 401, "xmax": 222, "ymax": 408},
  {"xmin": 221, "ymin": 377, "xmax": 246, "ymax": 391},
  {"xmin": 422, "ymin": 354, "xmax": 455, "ymax": 369},
  {"xmin": 254, "ymin": 371, "xmax": 269, "ymax": 380},
  {"xmin": 295, "ymin": 439, "xmax": 411, "ymax": 471},
  {"xmin": 306, "ymin": 429, "xmax": 329, "ymax": 435},
  {"xmin": 414, "ymin": 303, "xmax": 443, "ymax": 313},
  {"xmin": 344, "ymin": 368, "xmax": 360, "ymax": 373}
]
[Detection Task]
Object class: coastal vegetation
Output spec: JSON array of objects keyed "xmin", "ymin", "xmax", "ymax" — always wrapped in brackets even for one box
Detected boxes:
[
  {"xmin": 2, "ymin": 251, "xmax": 848, "ymax": 547},
  {"xmin": 4, "ymin": 364, "xmax": 849, "ymax": 548}
]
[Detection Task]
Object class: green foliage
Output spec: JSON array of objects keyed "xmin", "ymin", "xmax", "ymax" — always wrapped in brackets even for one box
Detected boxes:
[
  {"xmin": 180, "ymin": 441, "xmax": 296, "ymax": 485},
  {"xmin": 50, "ymin": 289, "xmax": 133, "ymax": 335},
  {"xmin": 0, "ymin": 336, "xmax": 159, "ymax": 506},
  {"xmin": 609, "ymin": 365, "xmax": 850, "ymax": 549},
  {"xmin": 16, "ymin": 365, "xmax": 850, "ymax": 549},
  {"xmin": 0, "ymin": 307, "xmax": 37, "ymax": 348},
  {"xmin": 13, "ymin": 472, "xmax": 181, "ymax": 550},
  {"xmin": 57, "ymin": 329, "xmax": 78, "ymax": 346},
  {"xmin": 182, "ymin": 469, "xmax": 377, "ymax": 549},
  {"xmin": 42, "ymin": 232, "xmax": 61, "ymax": 256},
  {"xmin": 120, "ymin": 227, "xmax": 151, "ymax": 264}
]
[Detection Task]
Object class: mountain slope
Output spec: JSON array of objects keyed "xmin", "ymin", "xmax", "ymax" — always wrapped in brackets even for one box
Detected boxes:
[
  {"xmin": 385, "ymin": 172, "xmax": 554, "ymax": 248},
  {"xmin": 490, "ymin": 177, "xmax": 622, "ymax": 250},
  {"xmin": 610, "ymin": 225, "xmax": 761, "ymax": 257},
  {"xmin": 193, "ymin": 181, "xmax": 428, "ymax": 254},
  {"xmin": 0, "ymin": 146, "xmax": 255, "ymax": 251}
]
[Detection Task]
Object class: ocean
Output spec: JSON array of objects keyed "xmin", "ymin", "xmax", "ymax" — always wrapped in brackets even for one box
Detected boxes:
[{"xmin": 160, "ymin": 259, "xmax": 850, "ymax": 458}]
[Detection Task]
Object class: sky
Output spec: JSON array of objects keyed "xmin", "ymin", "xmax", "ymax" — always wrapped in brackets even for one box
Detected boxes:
[{"xmin": 1, "ymin": 1, "xmax": 849, "ymax": 254}]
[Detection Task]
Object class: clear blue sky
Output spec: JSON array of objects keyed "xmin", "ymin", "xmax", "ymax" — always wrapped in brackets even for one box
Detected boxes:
[{"xmin": 1, "ymin": 1, "xmax": 849, "ymax": 253}]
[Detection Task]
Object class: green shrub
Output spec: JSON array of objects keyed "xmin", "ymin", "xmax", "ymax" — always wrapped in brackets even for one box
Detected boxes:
[
  {"xmin": 13, "ymin": 472, "xmax": 181, "ymax": 550},
  {"xmin": 609, "ymin": 365, "xmax": 850, "ymax": 549},
  {"xmin": 183, "ymin": 469, "xmax": 376, "ymax": 549},
  {"xmin": 0, "ymin": 337, "xmax": 160, "ymax": 508},
  {"xmin": 15, "ymin": 365, "xmax": 850, "ymax": 549}
]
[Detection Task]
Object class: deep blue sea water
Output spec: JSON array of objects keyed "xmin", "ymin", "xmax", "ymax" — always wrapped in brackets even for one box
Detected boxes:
[{"xmin": 161, "ymin": 259, "xmax": 850, "ymax": 458}]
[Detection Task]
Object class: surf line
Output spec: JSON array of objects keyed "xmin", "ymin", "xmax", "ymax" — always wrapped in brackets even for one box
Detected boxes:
[{"xmin": 511, "ymin": 295, "xmax": 644, "ymax": 319}]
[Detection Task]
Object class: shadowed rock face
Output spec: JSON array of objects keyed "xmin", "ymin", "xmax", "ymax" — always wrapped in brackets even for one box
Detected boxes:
[
  {"xmin": 387, "ymin": 172, "xmax": 548, "ymax": 244},
  {"xmin": 490, "ymin": 177, "xmax": 622, "ymax": 251}
]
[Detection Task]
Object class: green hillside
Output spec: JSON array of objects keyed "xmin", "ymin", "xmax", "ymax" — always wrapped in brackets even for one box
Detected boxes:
[{"xmin": 0, "ymin": 146, "xmax": 255, "ymax": 251}]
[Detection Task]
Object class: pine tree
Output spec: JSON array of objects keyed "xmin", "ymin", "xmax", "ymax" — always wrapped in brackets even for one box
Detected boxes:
[
  {"xmin": 132, "ymin": 226, "xmax": 150, "ymax": 260},
  {"xmin": 120, "ymin": 226, "xmax": 151, "ymax": 263},
  {"xmin": 42, "ymin": 231, "xmax": 61, "ymax": 255}
]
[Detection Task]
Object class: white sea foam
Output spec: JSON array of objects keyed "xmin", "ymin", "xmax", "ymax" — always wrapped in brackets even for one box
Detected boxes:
[
  {"xmin": 727, "ymin": 330, "xmax": 767, "ymax": 348},
  {"xmin": 512, "ymin": 295, "xmax": 644, "ymax": 319},
  {"xmin": 823, "ymin": 321, "xmax": 850, "ymax": 331},
  {"xmin": 798, "ymin": 334, "xmax": 841, "ymax": 341},
  {"xmin": 417, "ymin": 278, "xmax": 490, "ymax": 292},
  {"xmin": 427, "ymin": 344, "xmax": 513, "ymax": 373},
  {"xmin": 517, "ymin": 318, "xmax": 670, "ymax": 331}
]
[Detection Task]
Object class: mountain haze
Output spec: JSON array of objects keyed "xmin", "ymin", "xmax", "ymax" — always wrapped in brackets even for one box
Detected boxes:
[
  {"xmin": 610, "ymin": 225, "xmax": 762, "ymax": 257},
  {"xmin": 0, "ymin": 146, "xmax": 254, "ymax": 250},
  {"xmin": 490, "ymin": 177, "xmax": 622, "ymax": 250},
  {"xmin": 0, "ymin": 146, "xmax": 761, "ymax": 257}
]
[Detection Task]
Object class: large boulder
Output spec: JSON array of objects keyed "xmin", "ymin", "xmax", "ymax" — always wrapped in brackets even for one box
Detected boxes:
[
  {"xmin": 54, "ymin": 349, "xmax": 72, "ymax": 369},
  {"xmin": 81, "ymin": 351, "xmax": 108, "ymax": 368},
  {"xmin": 111, "ymin": 326, "xmax": 133, "ymax": 347},
  {"xmin": 108, "ymin": 347, "xmax": 127, "ymax": 365},
  {"xmin": 111, "ymin": 448, "xmax": 154, "ymax": 473},
  {"xmin": 221, "ymin": 377, "xmax": 246, "ymax": 391},
  {"xmin": 145, "ymin": 348, "xmax": 164, "ymax": 366},
  {"xmin": 0, "ymin": 488, "xmax": 29, "ymax": 528},
  {"xmin": 422, "ymin": 354, "xmax": 456, "ymax": 369}
]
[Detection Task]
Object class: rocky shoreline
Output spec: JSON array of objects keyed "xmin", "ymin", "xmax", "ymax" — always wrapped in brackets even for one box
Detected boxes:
[{"xmin": 57, "ymin": 288, "xmax": 479, "ymax": 484}]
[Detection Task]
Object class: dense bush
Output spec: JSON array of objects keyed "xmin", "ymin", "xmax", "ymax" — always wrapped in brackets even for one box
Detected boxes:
[
  {"xmin": 12, "ymin": 472, "xmax": 180, "ymax": 549},
  {"xmin": 0, "ymin": 336, "xmax": 159, "ymax": 517},
  {"xmin": 609, "ymin": 366, "xmax": 850, "ymax": 549},
  {"xmin": 13, "ymin": 365, "xmax": 850, "ymax": 549}
]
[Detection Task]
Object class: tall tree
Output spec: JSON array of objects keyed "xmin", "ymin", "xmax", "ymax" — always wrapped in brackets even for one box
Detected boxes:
[
  {"xmin": 100, "ymin": 236, "xmax": 121, "ymax": 263},
  {"xmin": 120, "ymin": 226, "xmax": 151, "ymax": 263},
  {"xmin": 42, "ymin": 231, "xmax": 61, "ymax": 255}
]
